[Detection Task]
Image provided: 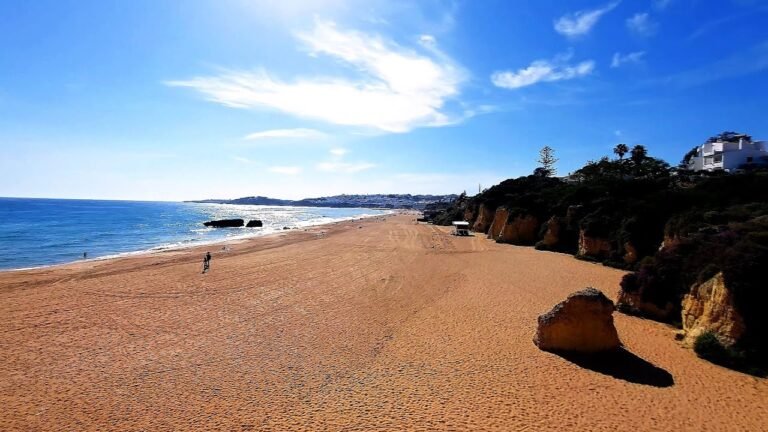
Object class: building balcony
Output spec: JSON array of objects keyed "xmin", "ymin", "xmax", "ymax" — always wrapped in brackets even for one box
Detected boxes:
[
  {"xmin": 701, "ymin": 150, "xmax": 724, "ymax": 157},
  {"xmin": 703, "ymin": 162, "xmax": 723, "ymax": 170}
]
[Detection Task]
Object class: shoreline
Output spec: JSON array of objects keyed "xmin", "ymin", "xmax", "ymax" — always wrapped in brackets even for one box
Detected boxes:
[{"xmin": 0, "ymin": 210, "xmax": 399, "ymax": 274}]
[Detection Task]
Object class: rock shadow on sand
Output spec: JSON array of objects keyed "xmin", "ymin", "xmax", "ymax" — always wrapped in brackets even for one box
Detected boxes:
[{"xmin": 554, "ymin": 348, "xmax": 674, "ymax": 388}]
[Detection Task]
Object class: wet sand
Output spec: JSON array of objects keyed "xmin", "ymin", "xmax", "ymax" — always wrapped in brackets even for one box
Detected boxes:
[{"xmin": 1, "ymin": 214, "xmax": 765, "ymax": 431}]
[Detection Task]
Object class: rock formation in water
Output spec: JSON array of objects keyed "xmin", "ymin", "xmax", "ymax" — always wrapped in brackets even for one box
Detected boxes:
[
  {"xmin": 203, "ymin": 219, "xmax": 245, "ymax": 228},
  {"xmin": 246, "ymin": 220, "xmax": 263, "ymax": 228}
]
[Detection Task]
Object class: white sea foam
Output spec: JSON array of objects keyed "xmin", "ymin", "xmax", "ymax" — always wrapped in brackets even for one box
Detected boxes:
[{"xmin": 0, "ymin": 208, "xmax": 392, "ymax": 272}]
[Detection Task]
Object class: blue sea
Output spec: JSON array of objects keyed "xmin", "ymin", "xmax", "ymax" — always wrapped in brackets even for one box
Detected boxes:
[{"xmin": 0, "ymin": 198, "xmax": 388, "ymax": 271}]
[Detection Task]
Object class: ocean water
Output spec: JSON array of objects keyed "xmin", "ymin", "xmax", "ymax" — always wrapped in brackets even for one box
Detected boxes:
[{"xmin": 0, "ymin": 198, "xmax": 388, "ymax": 270}]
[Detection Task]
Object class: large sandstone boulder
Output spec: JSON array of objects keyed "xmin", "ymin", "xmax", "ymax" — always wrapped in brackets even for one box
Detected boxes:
[
  {"xmin": 487, "ymin": 207, "xmax": 509, "ymax": 240},
  {"xmin": 203, "ymin": 218, "xmax": 245, "ymax": 228},
  {"xmin": 472, "ymin": 204, "xmax": 494, "ymax": 233},
  {"xmin": 577, "ymin": 229, "xmax": 612, "ymax": 259},
  {"xmin": 681, "ymin": 272, "xmax": 745, "ymax": 347},
  {"xmin": 534, "ymin": 288, "xmax": 621, "ymax": 353},
  {"xmin": 498, "ymin": 215, "xmax": 539, "ymax": 245}
]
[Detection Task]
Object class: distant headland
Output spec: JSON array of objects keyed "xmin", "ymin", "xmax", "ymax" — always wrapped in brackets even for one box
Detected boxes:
[{"xmin": 187, "ymin": 193, "xmax": 458, "ymax": 210}]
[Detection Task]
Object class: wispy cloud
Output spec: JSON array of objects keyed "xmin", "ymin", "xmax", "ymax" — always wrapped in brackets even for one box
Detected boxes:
[
  {"xmin": 232, "ymin": 156, "xmax": 252, "ymax": 163},
  {"xmin": 492, "ymin": 53, "xmax": 595, "ymax": 90},
  {"xmin": 316, "ymin": 161, "xmax": 376, "ymax": 173},
  {"xmin": 653, "ymin": 0, "xmax": 673, "ymax": 10},
  {"xmin": 316, "ymin": 147, "xmax": 373, "ymax": 173},
  {"xmin": 168, "ymin": 20, "xmax": 467, "ymax": 133},
  {"xmin": 626, "ymin": 12, "xmax": 658, "ymax": 36},
  {"xmin": 269, "ymin": 166, "xmax": 303, "ymax": 175},
  {"xmin": 611, "ymin": 51, "xmax": 645, "ymax": 68},
  {"xmin": 554, "ymin": 2, "xmax": 620, "ymax": 37},
  {"xmin": 244, "ymin": 128, "xmax": 327, "ymax": 141},
  {"xmin": 418, "ymin": 34, "xmax": 436, "ymax": 47},
  {"xmin": 687, "ymin": 7, "xmax": 768, "ymax": 42},
  {"xmin": 661, "ymin": 41, "xmax": 768, "ymax": 88},
  {"xmin": 116, "ymin": 152, "xmax": 177, "ymax": 161}
]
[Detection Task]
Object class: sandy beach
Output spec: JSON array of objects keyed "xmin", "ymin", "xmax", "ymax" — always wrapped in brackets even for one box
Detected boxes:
[{"xmin": 0, "ymin": 214, "xmax": 765, "ymax": 431}]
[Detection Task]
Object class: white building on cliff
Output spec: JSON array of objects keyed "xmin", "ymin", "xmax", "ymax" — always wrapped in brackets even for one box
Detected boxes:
[{"xmin": 686, "ymin": 133, "xmax": 768, "ymax": 172}]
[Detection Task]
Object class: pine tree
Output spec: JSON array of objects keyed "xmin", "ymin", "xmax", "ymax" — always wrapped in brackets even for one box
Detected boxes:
[{"xmin": 536, "ymin": 146, "xmax": 558, "ymax": 177}]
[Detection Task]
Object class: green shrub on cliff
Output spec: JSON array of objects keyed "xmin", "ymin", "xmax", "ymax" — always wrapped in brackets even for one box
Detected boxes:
[
  {"xmin": 694, "ymin": 331, "xmax": 766, "ymax": 377},
  {"xmin": 621, "ymin": 214, "xmax": 768, "ymax": 373},
  {"xmin": 694, "ymin": 331, "xmax": 731, "ymax": 364}
]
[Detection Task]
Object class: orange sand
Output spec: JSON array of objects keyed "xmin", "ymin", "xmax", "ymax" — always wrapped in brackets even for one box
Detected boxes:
[{"xmin": 1, "ymin": 214, "xmax": 765, "ymax": 431}]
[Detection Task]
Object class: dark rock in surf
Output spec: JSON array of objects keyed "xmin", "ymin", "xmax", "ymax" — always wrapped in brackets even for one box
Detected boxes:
[{"xmin": 203, "ymin": 219, "xmax": 245, "ymax": 228}]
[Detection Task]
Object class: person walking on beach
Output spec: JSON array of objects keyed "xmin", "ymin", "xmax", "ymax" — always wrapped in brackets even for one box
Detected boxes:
[
  {"xmin": 202, "ymin": 252, "xmax": 211, "ymax": 273},
  {"xmin": 83, "ymin": 252, "xmax": 87, "ymax": 260}
]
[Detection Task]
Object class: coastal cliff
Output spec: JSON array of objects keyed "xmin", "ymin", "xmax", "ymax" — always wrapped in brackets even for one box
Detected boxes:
[
  {"xmin": 577, "ymin": 230, "xmax": 612, "ymax": 260},
  {"xmin": 498, "ymin": 215, "xmax": 539, "ymax": 245},
  {"xmin": 430, "ymin": 150, "xmax": 768, "ymax": 373},
  {"xmin": 682, "ymin": 272, "xmax": 745, "ymax": 347},
  {"xmin": 487, "ymin": 207, "xmax": 509, "ymax": 240},
  {"xmin": 473, "ymin": 204, "xmax": 494, "ymax": 234},
  {"xmin": 538, "ymin": 216, "xmax": 561, "ymax": 249}
]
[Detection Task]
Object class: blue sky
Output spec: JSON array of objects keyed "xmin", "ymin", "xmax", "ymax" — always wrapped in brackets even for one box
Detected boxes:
[{"xmin": 1, "ymin": 0, "xmax": 767, "ymax": 201}]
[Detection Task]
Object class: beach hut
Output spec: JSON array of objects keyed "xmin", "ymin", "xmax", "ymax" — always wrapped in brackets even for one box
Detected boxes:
[{"xmin": 452, "ymin": 221, "xmax": 471, "ymax": 236}]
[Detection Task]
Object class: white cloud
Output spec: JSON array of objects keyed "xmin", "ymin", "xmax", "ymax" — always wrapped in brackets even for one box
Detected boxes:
[
  {"xmin": 168, "ymin": 20, "xmax": 467, "ymax": 133},
  {"xmin": 244, "ymin": 128, "xmax": 327, "ymax": 141},
  {"xmin": 269, "ymin": 166, "xmax": 303, "ymax": 175},
  {"xmin": 654, "ymin": 0, "xmax": 673, "ymax": 10},
  {"xmin": 232, "ymin": 156, "xmax": 252, "ymax": 163},
  {"xmin": 316, "ymin": 161, "xmax": 376, "ymax": 173},
  {"xmin": 626, "ymin": 13, "xmax": 658, "ymax": 36},
  {"xmin": 611, "ymin": 51, "xmax": 646, "ymax": 68},
  {"xmin": 554, "ymin": 2, "xmax": 620, "ymax": 37},
  {"xmin": 661, "ymin": 41, "xmax": 768, "ymax": 88},
  {"xmin": 491, "ymin": 54, "xmax": 595, "ymax": 89},
  {"xmin": 418, "ymin": 34, "xmax": 436, "ymax": 47},
  {"xmin": 329, "ymin": 148, "xmax": 348, "ymax": 156}
]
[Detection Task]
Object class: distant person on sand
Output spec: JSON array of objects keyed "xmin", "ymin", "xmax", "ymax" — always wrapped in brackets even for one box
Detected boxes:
[{"xmin": 202, "ymin": 252, "xmax": 211, "ymax": 273}]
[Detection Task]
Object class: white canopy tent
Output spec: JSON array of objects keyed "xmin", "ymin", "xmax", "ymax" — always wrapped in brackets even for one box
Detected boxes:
[{"xmin": 452, "ymin": 221, "xmax": 471, "ymax": 236}]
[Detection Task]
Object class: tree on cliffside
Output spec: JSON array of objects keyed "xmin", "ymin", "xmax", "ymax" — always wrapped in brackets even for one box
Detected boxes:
[
  {"xmin": 630, "ymin": 145, "xmax": 648, "ymax": 165},
  {"xmin": 614, "ymin": 143, "xmax": 629, "ymax": 160},
  {"xmin": 536, "ymin": 146, "xmax": 558, "ymax": 177},
  {"xmin": 681, "ymin": 146, "xmax": 698, "ymax": 168}
]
